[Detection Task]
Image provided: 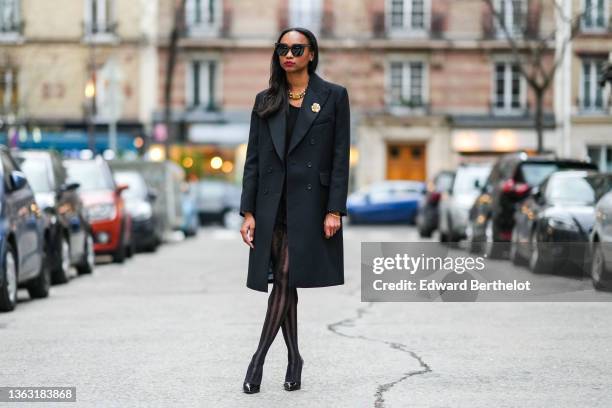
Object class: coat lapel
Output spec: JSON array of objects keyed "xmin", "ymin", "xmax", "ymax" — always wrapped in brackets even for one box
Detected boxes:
[{"xmin": 266, "ymin": 72, "xmax": 331, "ymax": 163}]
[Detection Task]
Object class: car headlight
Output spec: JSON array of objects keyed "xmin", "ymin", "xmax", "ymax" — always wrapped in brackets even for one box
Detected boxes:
[
  {"xmin": 129, "ymin": 201, "xmax": 153, "ymax": 221},
  {"xmin": 87, "ymin": 203, "xmax": 117, "ymax": 221},
  {"xmin": 547, "ymin": 217, "xmax": 579, "ymax": 232}
]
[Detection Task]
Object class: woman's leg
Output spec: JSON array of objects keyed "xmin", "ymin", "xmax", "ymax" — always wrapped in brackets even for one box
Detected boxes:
[
  {"xmin": 281, "ymin": 286, "xmax": 302, "ymax": 383},
  {"xmin": 244, "ymin": 221, "xmax": 295, "ymax": 385}
]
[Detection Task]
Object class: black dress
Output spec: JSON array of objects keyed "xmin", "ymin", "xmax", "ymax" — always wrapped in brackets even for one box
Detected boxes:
[
  {"xmin": 268, "ymin": 103, "xmax": 300, "ymax": 283},
  {"xmin": 275, "ymin": 103, "xmax": 301, "ymax": 227}
]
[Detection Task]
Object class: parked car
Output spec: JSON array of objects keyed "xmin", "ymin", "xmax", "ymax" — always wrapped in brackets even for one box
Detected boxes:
[
  {"xmin": 466, "ymin": 153, "xmax": 597, "ymax": 258},
  {"xmin": 180, "ymin": 181, "xmax": 199, "ymax": 237},
  {"xmin": 347, "ymin": 180, "xmax": 426, "ymax": 224},
  {"xmin": 113, "ymin": 169, "xmax": 162, "ymax": 252},
  {"xmin": 511, "ymin": 171, "xmax": 612, "ymax": 274},
  {"xmin": 589, "ymin": 182, "xmax": 612, "ymax": 290},
  {"xmin": 64, "ymin": 157, "xmax": 133, "ymax": 263},
  {"xmin": 14, "ymin": 150, "xmax": 95, "ymax": 283},
  {"xmin": 0, "ymin": 146, "xmax": 49, "ymax": 312},
  {"xmin": 438, "ymin": 163, "xmax": 492, "ymax": 243},
  {"xmin": 416, "ymin": 170, "xmax": 455, "ymax": 238},
  {"xmin": 196, "ymin": 180, "xmax": 241, "ymax": 226},
  {"xmin": 110, "ymin": 160, "xmax": 185, "ymax": 236}
]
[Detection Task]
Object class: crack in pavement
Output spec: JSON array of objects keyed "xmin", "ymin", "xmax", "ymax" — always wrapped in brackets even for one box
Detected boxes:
[{"xmin": 327, "ymin": 301, "xmax": 432, "ymax": 408}]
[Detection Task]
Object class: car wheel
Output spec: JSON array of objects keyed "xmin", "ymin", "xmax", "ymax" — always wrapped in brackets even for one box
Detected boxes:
[
  {"xmin": 52, "ymin": 234, "xmax": 72, "ymax": 284},
  {"xmin": 418, "ymin": 227, "xmax": 432, "ymax": 238},
  {"xmin": 466, "ymin": 222, "xmax": 481, "ymax": 254},
  {"xmin": 77, "ymin": 233, "xmax": 95, "ymax": 275},
  {"xmin": 484, "ymin": 218, "xmax": 504, "ymax": 259},
  {"xmin": 27, "ymin": 255, "xmax": 51, "ymax": 299},
  {"xmin": 112, "ymin": 232, "xmax": 126, "ymax": 264},
  {"xmin": 509, "ymin": 226, "xmax": 525, "ymax": 266},
  {"xmin": 591, "ymin": 241, "xmax": 612, "ymax": 291},
  {"xmin": 0, "ymin": 242, "xmax": 18, "ymax": 312},
  {"xmin": 126, "ymin": 241, "xmax": 134, "ymax": 258},
  {"xmin": 529, "ymin": 230, "xmax": 547, "ymax": 274}
]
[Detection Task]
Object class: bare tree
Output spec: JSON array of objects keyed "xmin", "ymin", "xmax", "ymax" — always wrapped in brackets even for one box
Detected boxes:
[
  {"xmin": 163, "ymin": 0, "xmax": 187, "ymax": 158},
  {"xmin": 483, "ymin": 0, "xmax": 585, "ymax": 153}
]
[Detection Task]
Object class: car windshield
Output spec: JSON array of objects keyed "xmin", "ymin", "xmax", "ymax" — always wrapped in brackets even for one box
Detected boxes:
[
  {"xmin": 19, "ymin": 157, "xmax": 53, "ymax": 193},
  {"xmin": 547, "ymin": 176, "xmax": 596, "ymax": 205},
  {"xmin": 114, "ymin": 171, "xmax": 147, "ymax": 199},
  {"xmin": 518, "ymin": 163, "xmax": 560, "ymax": 186},
  {"xmin": 589, "ymin": 175, "xmax": 612, "ymax": 202},
  {"xmin": 453, "ymin": 166, "xmax": 491, "ymax": 194},
  {"xmin": 518, "ymin": 162, "xmax": 596, "ymax": 186},
  {"xmin": 65, "ymin": 160, "xmax": 114, "ymax": 191},
  {"xmin": 435, "ymin": 173, "xmax": 454, "ymax": 192}
]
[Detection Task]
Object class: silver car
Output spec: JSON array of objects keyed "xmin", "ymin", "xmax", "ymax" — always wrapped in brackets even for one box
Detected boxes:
[{"xmin": 439, "ymin": 163, "xmax": 492, "ymax": 243}]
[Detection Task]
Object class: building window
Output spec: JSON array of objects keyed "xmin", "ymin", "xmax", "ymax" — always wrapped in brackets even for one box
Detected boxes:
[
  {"xmin": 289, "ymin": 0, "xmax": 322, "ymax": 34},
  {"xmin": 582, "ymin": 0, "xmax": 609, "ymax": 30},
  {"xmin": 188, "ymin": 60, "xmax": 218, "ymax": 110},
  {"xmin": 84, "ymin": 0, "xmax": 116, "ymax": 37},
  {"xmin": 388, "ymin": 0, "xmax": 428, "ymax": 32},
  {"xmin": 0, "ymin": 0, "xmax": 20, "ymax": 34},
  {"xmin": 580, "ymin": 59, "xmax": 607, "ymax": 112},
  {"xmin": 185, "ymin": 0, "xmax": 221, "ymax": 35},
  {"xmin": 587, "ymin": 145, "xmax": 612, "ymax": 171},
  {"xmin": 0, "ymin": 66, "xmax": 18, "ymax": 114},
  {"xmin": 389, "ymin": 60, "xmax": 426, "ymax": 108},
  {"xmin": 494, "ymin": 0, "xmax": 526, "ymax": 38},
  {"xmin": 493, "ymin": 61, "xmax": 524, "ymax": 113}
]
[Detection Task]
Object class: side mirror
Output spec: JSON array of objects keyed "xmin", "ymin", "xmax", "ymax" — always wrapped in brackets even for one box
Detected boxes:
[
  {"xmin": 474, "ymin": 179, "xmax": 481, "ymax": 189},
  {"xmin": 147, "ymin": 189, "xmax": 158, "ymax": 202},
  {"xmin": 115, "ymin": 183, "xmax": 129, "ymax": 195},
  {"xmin": 10, "ymin": 170, "xmax": 27, "ymax": 191},
  {"xmin": 531, "ymin": 187, "xmax": 542, "ymax": 201},
  {"xmin": 60, "ymin": 182, "xmax": 80, "ymax": 193}
]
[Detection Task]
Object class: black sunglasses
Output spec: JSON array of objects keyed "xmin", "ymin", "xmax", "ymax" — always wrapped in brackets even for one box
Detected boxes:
[{"xmin": 274, "ymin": 42, "xmax": 312, "ymax": 57}]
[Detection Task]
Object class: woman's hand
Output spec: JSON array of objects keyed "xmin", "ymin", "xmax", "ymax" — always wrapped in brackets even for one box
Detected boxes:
[
  {"xmin": 324, "ymin": 212, "xmax": 342, "ymax": 239},
  {"xmin": 241, "ymin": 213, "xmax": 256, "ymax": 248}
]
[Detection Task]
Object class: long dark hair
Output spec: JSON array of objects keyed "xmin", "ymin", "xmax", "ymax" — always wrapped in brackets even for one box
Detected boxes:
[{"xmin": 254, "ymin": 27, "xmax": 319, "ymax": 119}]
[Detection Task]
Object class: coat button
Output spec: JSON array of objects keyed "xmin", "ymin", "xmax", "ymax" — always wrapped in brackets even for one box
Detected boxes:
[
  {"xmin": 307, "ymin": 161, "xmax": 312, "ymax": 168},
  {"xmin": 267, "ymin": 166, "xmax": 272, "ymax": 173},
  {"xmin": 309, "ymin": 138, "xmax": 315, "ymax": 145},
  {"xmin": 306, "ymin": 184, "xmax": 312, "ymax": 190},
  {"xmin": 263, "ymin": 188, "xmax": 269, "ymax": 195}
]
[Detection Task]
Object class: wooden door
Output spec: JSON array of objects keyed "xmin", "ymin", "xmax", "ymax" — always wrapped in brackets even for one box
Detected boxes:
[{"xmin": 386, "ymin": 143, "xmax": 426, "ymax": 181}]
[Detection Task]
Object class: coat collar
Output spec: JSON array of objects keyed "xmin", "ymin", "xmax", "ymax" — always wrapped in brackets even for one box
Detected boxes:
[{"xmin": 267, "ymin": 71, "xmax": 332, "ymax": 164}]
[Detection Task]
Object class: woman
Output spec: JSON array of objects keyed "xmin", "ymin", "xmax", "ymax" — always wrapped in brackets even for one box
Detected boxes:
[{"xmin": 239, "ymin": 27, "xmax": 351, "ymax": 394}]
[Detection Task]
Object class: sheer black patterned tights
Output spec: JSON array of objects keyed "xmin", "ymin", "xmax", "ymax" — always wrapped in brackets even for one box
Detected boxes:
[{"xmin": 244, "ymin": 220, "xmax": 301, "ymax": 384}]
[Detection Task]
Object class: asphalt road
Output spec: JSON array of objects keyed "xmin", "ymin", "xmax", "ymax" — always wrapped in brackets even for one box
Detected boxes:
[{"xmin": 1, "ymin": 224, "xmax": 611, "ymax": 408}]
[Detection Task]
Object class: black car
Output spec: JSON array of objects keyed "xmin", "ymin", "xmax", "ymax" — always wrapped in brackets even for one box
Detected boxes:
[
  {"xmin": 0, "ymin": 146, "xmax": 48, "ymax": 312},
  {"xmin": 113, "ymin": 169, "xmax": 161, "ymax": 252},
  {"xmin": 590, "ymin": 186, "xmax": 612, "ymax": 291},
  {"xmin": 510, "ymin": 170, "xmax": 612, "ymax": 274},
  {"xmin": 14, "ymin": 150, "xmax": 95, "ymax": 283},
  {"xmin": 416, "ymin": 170, "xmax": 455, "ymax": 238},
  {"xmin": 466, "ymin": 152, "xmax": 597, "ymax": 258}
]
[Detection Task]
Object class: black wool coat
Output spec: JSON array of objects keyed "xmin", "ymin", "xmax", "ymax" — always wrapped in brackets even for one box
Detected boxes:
[{"xmin": 239, "ymin": 71, "xmax": 351, "ymax": 292}]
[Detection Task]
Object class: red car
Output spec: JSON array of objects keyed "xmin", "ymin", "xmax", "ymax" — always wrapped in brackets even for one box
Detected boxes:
[{"xmin": 64, "ymin": 157, "xmax": 133, "ymax": 263}]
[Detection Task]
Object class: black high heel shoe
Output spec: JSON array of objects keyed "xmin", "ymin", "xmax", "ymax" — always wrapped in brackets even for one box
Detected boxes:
[
  {"xmin": 243, "ymin": 358, "xmax": 263, "ymax": 394},
  {"xmin": 283, "ymin": 357, "xmax": 303, "ymax": 391}
]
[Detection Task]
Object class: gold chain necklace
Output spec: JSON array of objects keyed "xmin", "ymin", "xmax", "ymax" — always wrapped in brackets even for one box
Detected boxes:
[{"xmin": 288, "ymin": 84, "xmax": 308, "ymax": 100}]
